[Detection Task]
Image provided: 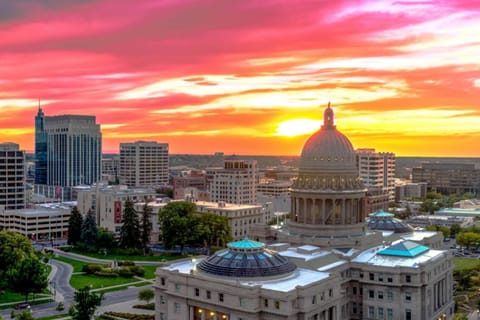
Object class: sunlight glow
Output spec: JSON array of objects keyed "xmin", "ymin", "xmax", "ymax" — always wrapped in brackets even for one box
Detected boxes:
[{"xmin": 275, "ymin": 119, "xmax": 321, "ymax": 137}]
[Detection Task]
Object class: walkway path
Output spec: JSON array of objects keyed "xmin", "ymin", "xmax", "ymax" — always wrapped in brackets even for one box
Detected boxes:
[{"xmin": 51, "ymin": 248, "xmax": 166, "ymax": 266}]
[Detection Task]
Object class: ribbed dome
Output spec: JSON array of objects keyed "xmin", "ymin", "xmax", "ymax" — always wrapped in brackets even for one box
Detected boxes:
[
  {"xmin": 197, "ymin": 238, "xmax": 297, "ymax": 278},
  {"xmin": 299, "ymin": 103, "xmax": 356, "ymax": 172}
]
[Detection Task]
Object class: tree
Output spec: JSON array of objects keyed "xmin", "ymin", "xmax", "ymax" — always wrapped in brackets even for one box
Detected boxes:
[
  {"xmin": 8, "ymin": 256, "xmax": 48, "ymax": 302},
  {"xmin": 140, "ymin": 201, "xmax": 153, "ymax": 254},
  {"xmin": 97, "ymin": 228, "xmax": 116, "ymax": 250},
  {"xmin": 70, "ymin": 286, "xmax": 103, "ymax": 320},
  {"xmin": 158, "ymin": 201, "xmax": 197, "ymax": 250},
  {"xmin": 119, "ymin": 199, "xmax": 141, "ymax": 249},
  {"xmin": 81, "ymin": 209, "xmax": 98, "ymax": 248},
  {"xmin": 198, "ymin": 213, "xmax": 232, "ymax": 248},
  {"xmin": 68, "ymin": 206, "xmax": 83, "ymax": 245},
  {"xmin": 138, "ymin": 288, "xmax": 154, "ymax": 304},
  {"xmin": 0, "ymin": 230, "xmax": 34, "ymax": 287},
  {"xmin": 450, "ymin": 224, "xmax": 461, "ymax": 238},
  {"xmin": 13, "ymin": 310, "xmax": 34, "ymax": 320}
]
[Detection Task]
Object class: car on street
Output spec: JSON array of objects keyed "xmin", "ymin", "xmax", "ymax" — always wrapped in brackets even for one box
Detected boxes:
[{"xmin": 14, "ymin": 302, "xmax": 30, "ymax": 310}]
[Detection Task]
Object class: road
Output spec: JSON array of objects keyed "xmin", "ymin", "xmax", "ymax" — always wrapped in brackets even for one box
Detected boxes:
[{"xmin": 0, "ymin": 255, "xmax": 154, "ymax": 319}]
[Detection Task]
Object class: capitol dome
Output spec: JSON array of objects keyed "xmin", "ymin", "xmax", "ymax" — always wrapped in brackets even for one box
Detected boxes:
[{"xmin": 299, "ymin": 103, "xmax": 357, "ymax": 173}]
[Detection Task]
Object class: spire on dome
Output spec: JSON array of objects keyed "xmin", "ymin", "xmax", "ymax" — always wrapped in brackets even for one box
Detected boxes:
[{"xmin": 322, "ymin": 102, "xmax": 335, "ymax": 129}]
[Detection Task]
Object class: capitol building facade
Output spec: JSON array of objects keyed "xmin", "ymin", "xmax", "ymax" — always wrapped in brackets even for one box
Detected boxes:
[{"xmin": 154, "ymin": 104, "xmax": 454, "ymax": 320}]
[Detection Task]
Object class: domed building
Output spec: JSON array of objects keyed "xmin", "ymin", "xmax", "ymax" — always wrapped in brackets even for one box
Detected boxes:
[
  {"xmin": 155, "ymin": 103, "xmax": 454, "ymax": 320},
  {"xmin": 281, "ymin": 103, "xmax": 382, "ymax": 248}
]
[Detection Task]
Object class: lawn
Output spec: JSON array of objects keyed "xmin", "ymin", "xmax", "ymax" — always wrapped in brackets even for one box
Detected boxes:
[
  {"xmin": 453, "ymin": 257, "xmax": 480, "ymax": 271},
  {"xmin": 0, "ymin": 290, "xmax": 26, "ymax": 304},
  {"xmin": 67, "ymin": 248, "xmax": 184, "ymax": 262},
  {"xmin": 95, "ymin": 281, "xmax": 151, "ymax": 294},
  {"xmin": 70, "ymin": 274, "xmax": 139, "ymax": 290},
  {"xmin": 36, "ymin": 314, "xmax": 71, "ymax": 320},
  {"xmin": 52, "ymin": 256, "xmax": 95, "ymax": 272},
  {"xmin": 143, "ymin": 266, "xmax": 158, "ymax": 279}
]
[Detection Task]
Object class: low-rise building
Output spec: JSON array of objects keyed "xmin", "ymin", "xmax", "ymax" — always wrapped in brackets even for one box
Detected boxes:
[{"xmin": 0, "ymin": 203, "xmax": 72, "ymax": 241}]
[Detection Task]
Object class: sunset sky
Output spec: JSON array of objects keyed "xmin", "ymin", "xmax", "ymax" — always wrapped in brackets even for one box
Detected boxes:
[{"xmin": 1, "ymin": 0, "xmax": 479, "ymax": 156}]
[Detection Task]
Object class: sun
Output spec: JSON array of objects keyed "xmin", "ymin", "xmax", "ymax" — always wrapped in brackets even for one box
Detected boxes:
[{"xmin": 275, "ymin": 119, "xmax": 321, "ymax": 137}]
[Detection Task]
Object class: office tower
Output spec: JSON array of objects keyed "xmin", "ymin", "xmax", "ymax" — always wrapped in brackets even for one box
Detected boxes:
[
  {"xmin": 119, "ymin": 141, "xmax": 169, "ymax": 187},
  {"xmin": 210, "ymin": 159, "xmax": 257, "ymax": 205},
  {"xmin": 0, "ymin": 143, "xmax": 26, "ymax": 209},
  {"xmin": 34, "ymin": 109, "xmax": 102, "ymax": 200},
  {"xmin": 412, "ymin": 163, "xmax": 480, "ymax": 195},
  {"xmin": 356, "ymin": 148, "xmax": 396, "ymax": 203},
  {"xmin": 34, "ymin": 106, "xmax": 47, "ymax": 184}
]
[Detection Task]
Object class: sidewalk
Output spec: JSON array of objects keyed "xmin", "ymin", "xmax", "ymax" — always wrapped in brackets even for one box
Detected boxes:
[{"xmin": 97, "ymin": 299, "xmax": 155, "ymax": 316}]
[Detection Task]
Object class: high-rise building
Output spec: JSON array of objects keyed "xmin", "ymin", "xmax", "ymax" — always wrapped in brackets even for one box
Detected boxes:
[
  {"xmin": 209, "ymin": 159, "xmax": 257, "ymax": 205},
  {"xmin": 356, "ymin": 148, "xmax": 396, "ymax": 202},
  {"xmin": 119, "ymin": 141, "xmax": 169, "ymax": 187},
  {"xmin": 34, "ymin": 108, "xmax": 102, "ymax": 200},
  {"xmin": 0, "ymin": 143, "xmax": 26, "ymax": 209}
]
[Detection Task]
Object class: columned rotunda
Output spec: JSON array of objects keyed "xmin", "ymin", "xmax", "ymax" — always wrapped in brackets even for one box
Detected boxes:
[{"xmin": 281, "ymin": 103, "xmax": 382, "ymax": 248}]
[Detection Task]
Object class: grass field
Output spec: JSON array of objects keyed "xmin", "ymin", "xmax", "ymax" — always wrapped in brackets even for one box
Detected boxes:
[
  {"xmin": 143, "ymin": 266, "xmax": 158, "ymax": 279},
  {"xmin": 36, "ymin": 314, "xmax": 71, "ymax": 320},
  {"xmin": 67, "ymin": 248, "xmax": 183, "ymax": 262},
  {"xmin": 95, "ymin": 281, "xmax": 151, "ymax": 294},
  {"xmin": 52, "ymin": 255, "xmax": 102, "ymax": 272},
  {"xmin": 453, "ymin": 257, "xmax": 480, "ymax": 271},
  {"xmin": 70, "ymin": 274, "xmax": 139, "ymax": 290}
]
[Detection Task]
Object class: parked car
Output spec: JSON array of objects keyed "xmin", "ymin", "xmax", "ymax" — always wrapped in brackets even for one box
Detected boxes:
[{"xmin": 14, "ymin": 302, "xmax": 30, "ymax": 310}]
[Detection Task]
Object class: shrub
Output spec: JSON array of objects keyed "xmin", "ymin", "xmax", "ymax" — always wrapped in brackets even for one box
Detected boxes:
[
  {"xmin": 117, "ymin": 268, "xmax": 134, "ymax": 278},
  {"xmin": 105, "ymin": 312, "xmax": 154, "ymax": 320},
  {"xmin": 82, "ymin": 264, "xmax": 103, "ymax": 274},
  {"xmin": 133, "ymin": 303, "xmax": 155, "ymax": 310},
  {"xmin": 94, "ymin": 271, "xmax": 119, "ymax": 278},
  {"xmin": 129, "ymin": 266, "xmax": 145, "ymax": 277},
  {"xmin": 119, "ymin": 260, "xmax": 135, "ymax": 266}
]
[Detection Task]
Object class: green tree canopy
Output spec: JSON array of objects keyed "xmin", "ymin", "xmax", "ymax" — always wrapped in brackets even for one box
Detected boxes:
[
  {"xmin": 198, "ymin": 212, "xmax": 232, "ymax": 248},
  {"xmin": 119, "ymin": 199, "xmax": 142, "ymax": 249},
  {"xmin": 0, "ymin": 230, "xmax": 34, "ymax": 286},
  {"xmin": 97, "ymin": 227, "xmax": 116, "ymax": 249},
  {"xmin": 140, "ymin": 201, "xmax": 153, "ymax": 253},
  {"xmin": 7, "ymin": 256, "xmax": 48, "ymax": 302},
  {"xmin": 138, "ymin": 288, "xmax": 154, "ymax": 304},
  {"xmin": 68, "ymin": 206, "xmax": 83, "ymax": 245},
  {"xmin": 71, "ymin": 286, "xmax": 103, "ymax": 320},
  {"xmin": 13, "ymin": 310, "xmax": 34, "ymax": 320},
  {"xmin": 158, "ymin": 201, "xmax": 197, "ymax": 250},
  {"xmin": 81, "ymin": 209, "xmax": 98, "ymax": 248}
]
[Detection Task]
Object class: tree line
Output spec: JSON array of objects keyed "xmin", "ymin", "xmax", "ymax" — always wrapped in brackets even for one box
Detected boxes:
[{"xmin": 67, "ymin": 200, "xmax": 232, "ymax": 255}]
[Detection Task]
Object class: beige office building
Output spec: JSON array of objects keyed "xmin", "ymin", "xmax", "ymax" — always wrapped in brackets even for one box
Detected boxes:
[
  {"xmin": 119, "ymin": 141, "xmax": 169, "ymax": 187},
  {"xmin": 155, "ymin": 104, "xmax": 454, "ymax": 320}
]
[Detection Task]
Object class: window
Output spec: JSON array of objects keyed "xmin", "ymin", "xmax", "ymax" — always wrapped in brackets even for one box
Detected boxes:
[
  {"xmin": 160, "ymin": 295, "xmax": 165, "ymax": 304},
  {"xmin": 206, "ymin": 291, "xmax": 211, "ymax": 299},
  {"xmin": 219, "ymin": 293, "xmax": 224, "ymax": 302},
  {"xmin": 406, "ymin": 275, "xmax": 411, "ymax": 283},
  {"xmin": 312, "ymin": 295, "xmax": 317, "ymax": 304},
  {"xmin": 369, "ymin": 273, "xmax": 374, "ymax": 280},
  {"xmin": 387, "ymin": 291, "xmax": 393, "ymax": 301},
  {"xmin": 378, "ymin": 307, "xmax": 384, "ymax": 320},
  {"xmin": 352, "ymin": 302, "xmax": 357, "ymax": 314},
  {"xmin": 264, "ymin": 299, "xmax": 268, "ymax": 307},
  {"xmin": 405, "ymin": 293, "xmax": 411, "ymax": 302},
  {"xmin": 175, "ymin": 283, "xmax": 180, "ymax": 292},
  {"xmin": 161, "ymin": 277, "xmax": 165, "ymax": 285},
  {"xmin": 275, "ymin": 300, "xmax": 280, "ymax": 309},
  {"xmin": 353, "ymin": 287, "xmax": 357, "ymax": 295},
  {"xmin": 174, "ymin": 302, "xmax": 180, "ymax": 313},
  {"xmin": 368, "ymin": 306, "xmax": 375, "ymax": 319},
  {"xmin": 378, "ymin": 291, "xmax": 383, "ymax": 300},
  {"xmin": 387, "ymin": 308, "xmax": 393, "ymax": 320},
  {"xmin": 387, "ymin": 277, "xmax": 393, "ymax": 283},
  {"xmin": 378, "ymin": 273, "xmax": 384, "ymax": 282},
  {"xmin": 160, "ymin": 313, "xmax": 166, "ymax": 320},
  {"xmin": 369, "ymin": 290, "xmax": 374, "ymax": 298},
  {"xmin": 329, "ymin": 289, "xmax": 333, "ymax": 297},
  {"xmin": 406, "ymin": 309, "xmax": 412, "ymax": 320},
  {"xmin": 195, "ymin": 288, "xmax": 199, "ymax": 297}
]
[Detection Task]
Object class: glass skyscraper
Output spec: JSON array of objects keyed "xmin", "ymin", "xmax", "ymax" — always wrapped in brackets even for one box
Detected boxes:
[{"xmin": 34, "ymin": 109, "xmax": 102, "ymax": 200}]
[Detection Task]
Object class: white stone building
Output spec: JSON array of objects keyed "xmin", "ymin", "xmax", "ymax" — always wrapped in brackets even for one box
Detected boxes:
[{"xmin": 155, "ymin": 104, "xmax": 454, "ymax": 320}]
